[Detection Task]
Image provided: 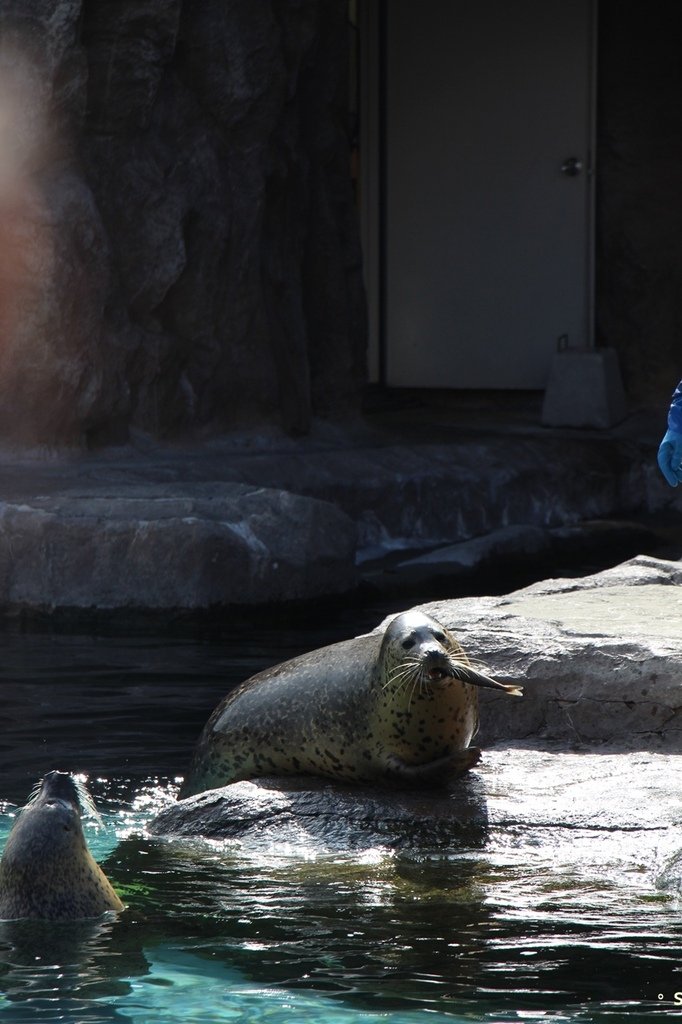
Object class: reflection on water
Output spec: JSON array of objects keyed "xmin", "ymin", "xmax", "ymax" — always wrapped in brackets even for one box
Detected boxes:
[{"xmin": 0, "ymin": 618, "xmax": 680, "ymax": 1023}]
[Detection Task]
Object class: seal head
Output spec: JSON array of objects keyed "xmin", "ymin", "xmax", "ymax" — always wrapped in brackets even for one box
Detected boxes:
[
  {"xmin": 0, "ymin": 772, "xmax": 124, "ymax": 921},
  {"xmin": 180, "ymin": 609, "xmax": 521, "ymax": 797},
  {"xmin": 365, "ymin": 610, "xmax": 520, "ymax": 784}
]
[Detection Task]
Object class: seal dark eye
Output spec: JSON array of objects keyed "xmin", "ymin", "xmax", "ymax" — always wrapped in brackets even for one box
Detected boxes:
[
  {"xmin": 401, "ymin": 638, "xmax": 416, "ymax": 650},
  {"xmin": 433, "ymin": 631, "xmax": 447, "ymax": 643}
]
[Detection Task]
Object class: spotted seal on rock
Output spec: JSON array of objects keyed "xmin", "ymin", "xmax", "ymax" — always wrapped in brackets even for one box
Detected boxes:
[
  {"xmin": 180, "ymin": 610, "xmax": 522, "ymax": 798},
  {"xmin": 0, "ymin": 772, "xmax": 124, "ymax": 920}
]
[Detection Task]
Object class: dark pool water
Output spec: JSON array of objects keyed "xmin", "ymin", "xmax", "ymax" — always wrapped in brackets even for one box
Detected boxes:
[{"xmin": 0, "ymin": 594, "xmax": 681, "ymax": 1023}]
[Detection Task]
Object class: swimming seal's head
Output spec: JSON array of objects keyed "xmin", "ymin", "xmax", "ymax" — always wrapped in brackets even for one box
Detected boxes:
[{"xmin": 0, "ymin": 771, "xmax": 124, "ymax": 921}]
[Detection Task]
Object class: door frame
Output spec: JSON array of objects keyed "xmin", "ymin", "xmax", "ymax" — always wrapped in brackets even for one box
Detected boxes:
[
  {"xmin": 358, "ymin": 0, "xmax": 598, "ymax": 388},
  {"xmin": 358, "ymin": 0, "xmax": 383, "ymax": 383}
]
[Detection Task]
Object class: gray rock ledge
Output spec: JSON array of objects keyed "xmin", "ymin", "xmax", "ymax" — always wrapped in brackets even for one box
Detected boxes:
[
  {"xmin": 148, "ymin": 749, "xmax": 681, "ymax": 880},
  {"xmin": 0, "ymin": 484, "xmax": 357, "ymax": 609},
  {"xmin": 417, "ymin": 553, "xmax": 682, "ymax": 749}
]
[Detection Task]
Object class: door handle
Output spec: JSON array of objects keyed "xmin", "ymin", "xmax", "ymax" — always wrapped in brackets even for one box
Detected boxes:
[{"xmin": 561, "ymin": 157, "xmax": 583, "ymax": 177}]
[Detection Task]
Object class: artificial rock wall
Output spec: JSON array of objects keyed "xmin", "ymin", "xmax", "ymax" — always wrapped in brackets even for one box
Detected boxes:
[{"xmin": 0, "ymin": 0, "xmax": 367, "ymax": 445}]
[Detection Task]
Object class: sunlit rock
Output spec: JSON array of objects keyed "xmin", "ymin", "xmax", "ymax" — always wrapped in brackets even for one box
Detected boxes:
[
  {"xmin": 420, "ymin": 554, "xmax": 682, "ymax": 749},
  {"xmin": 148, "ymin": 748, "xmax": 680, "ymax": 879}
]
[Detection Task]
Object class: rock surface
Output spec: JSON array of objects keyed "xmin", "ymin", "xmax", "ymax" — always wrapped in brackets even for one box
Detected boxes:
[
  {"xmin": 0, "ymin": 421, "xmax": 670, "ymax": 611},
  {"xmin": 149, "ymin": 774, "xmax": 489, "ymax": 850},
  {"xmin": 420, "ymin": 554, "xmax": 682, "ymax": 749},
  {"xmin": 148, "ymin": 748, "xmax": 682, "ymax": 893},
  {"xmin": 154, "ymin": 744, "xmax": 680, "ymax": 848},
  {"xmin": 0, "ymin": 483, "xmax": 357, "ymax": 609}
]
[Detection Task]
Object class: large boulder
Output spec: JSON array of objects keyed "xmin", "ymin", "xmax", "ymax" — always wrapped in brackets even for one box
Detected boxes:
[
  {"xmin": 149, "ymin": 775, "xmax": 489, "ymax": 851},
  {"xmin": 0, "ymin": 483, "xmax": 357, "ymax": 609},
  {"xmin": 148, "ymin": 748, "xmax": 680, "ymax": 881}
]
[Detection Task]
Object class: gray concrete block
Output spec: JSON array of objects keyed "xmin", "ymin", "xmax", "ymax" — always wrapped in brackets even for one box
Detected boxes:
[{"xmin": 541, "ymin": 347, "xmax": 627, "ymax": 428}]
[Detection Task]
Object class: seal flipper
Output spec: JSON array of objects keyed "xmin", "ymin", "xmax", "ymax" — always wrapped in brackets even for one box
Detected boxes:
[{"xmin": 383, "ymin": 747, "xmax": 482, "ymax": 787}]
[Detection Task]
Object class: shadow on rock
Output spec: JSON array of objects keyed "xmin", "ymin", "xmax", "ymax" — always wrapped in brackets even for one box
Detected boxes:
[{"xmin": 148, "ymin": 773, "xmax": 489, "ymax": 853}]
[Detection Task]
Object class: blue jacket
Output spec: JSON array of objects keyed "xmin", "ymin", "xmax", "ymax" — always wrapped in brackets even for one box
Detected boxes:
[{"xmin": 669, "ymin": 382, "xmax": 682, "ymax": 433}]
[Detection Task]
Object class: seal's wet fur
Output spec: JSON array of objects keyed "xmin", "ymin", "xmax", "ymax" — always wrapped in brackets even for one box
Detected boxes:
[
  {"xmin": 181, "ymin": 610, "xmax": 521, "ymax": 797},
  {"xmin": 0, "ymin": 772, "xmax": 123, "ymax": 920}
]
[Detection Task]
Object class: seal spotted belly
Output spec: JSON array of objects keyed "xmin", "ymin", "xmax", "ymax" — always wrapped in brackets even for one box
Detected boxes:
[
  {"xmin": 180, "ymin": 610, "xmax": 522, "ymax": 797},
  {"xmin": 0, "ymin": 772, "xmax": 124, "ymax": 921}
]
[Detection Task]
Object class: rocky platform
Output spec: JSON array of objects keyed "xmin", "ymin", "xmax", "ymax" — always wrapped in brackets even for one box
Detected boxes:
[
  {"xmin": 422, "ymin": 552, "xmax": 682, "ymax": 750},
  {"xmin": 0, "ymin": 406, "xmax": 676, "ymax": 611},
  {"xmin": 150, "ymin": 555, "xmax": 682, "ymax": 860},
  {"xmin": 148, "ymin": 749, "xmax": 681, "ymax": 910}
]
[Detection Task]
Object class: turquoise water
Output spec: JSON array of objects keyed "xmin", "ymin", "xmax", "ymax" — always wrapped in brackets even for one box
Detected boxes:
[{"xmin": 0, "ymin": 620, "xmax": 681, "ymax": 1023}]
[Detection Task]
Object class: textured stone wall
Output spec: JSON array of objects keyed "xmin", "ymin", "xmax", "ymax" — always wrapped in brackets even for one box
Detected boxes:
[
  {"xmin": 0, "ymin": 1, "xmax": 366, "ymax": 445},
  {"xmin": 596, "ymin": 2, "xmax": 682, "ymax": 407}
]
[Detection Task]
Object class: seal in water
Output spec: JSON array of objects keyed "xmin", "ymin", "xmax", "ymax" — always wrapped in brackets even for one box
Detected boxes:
[
  {"xmin": 0, "ymin": 771, "xmax": 124, "ymax": 920},
  {"xmin": 180, "ymin": 609, "xmax": 522, "ymax": 797}
]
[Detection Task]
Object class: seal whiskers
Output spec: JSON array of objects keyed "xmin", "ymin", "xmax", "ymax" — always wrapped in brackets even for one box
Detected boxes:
[
  {"xmin": 383, "ymin": 644, "xmax": 521, "ymax": 700},
  {"xmin": 23, "ymin": 772, "xmax": 104, "ymax": 827},
  {"xmin": 381, "ymin": 658, "xmax": 424, "ymax": 692}
]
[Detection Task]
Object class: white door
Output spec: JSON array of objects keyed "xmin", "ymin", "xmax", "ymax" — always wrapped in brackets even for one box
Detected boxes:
[{"xmin": 384, "ymin": 0, "xmax": 594, "ymax": 388}]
